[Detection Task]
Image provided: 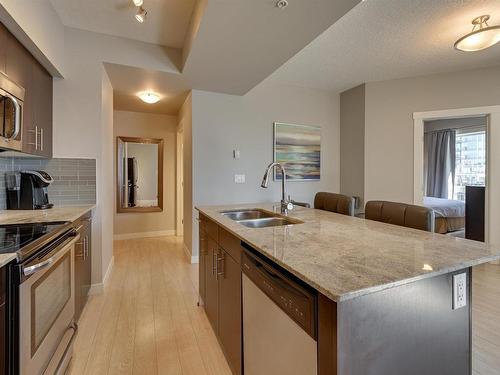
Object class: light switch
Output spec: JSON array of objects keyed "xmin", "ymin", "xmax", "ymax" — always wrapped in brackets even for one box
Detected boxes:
[
  {"xmin": 233, "ymin": 149, "xmax": 241, "ymax": 159},
  {"xmin": 234, "ymin": 174, "xmax": 245, "ymax": 184}
]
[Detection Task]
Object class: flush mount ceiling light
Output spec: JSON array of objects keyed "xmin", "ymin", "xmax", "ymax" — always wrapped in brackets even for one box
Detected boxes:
[
  {"xmin": 454, "ymin": 15, "xmax": 500, "ymax": 52},
  {"xmin": 132, "ymin": 0, "xmax": 143, "ymax": 6},
  {"xmin": 138, "ymin": 91, "xmax": 160, "ymax": 104},
  {"xmin": 135, "ymin": 7, "xmax": 147, "ymax": 23}
]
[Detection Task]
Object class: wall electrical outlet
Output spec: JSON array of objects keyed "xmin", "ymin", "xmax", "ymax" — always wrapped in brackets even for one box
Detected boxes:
[
  {"xmin": 453, "ymin": 273, "xmax": 467, "ymax": 310},
  {"xmin": 234, "ymin": 174, "xmax": 245, "ymax": 184}
]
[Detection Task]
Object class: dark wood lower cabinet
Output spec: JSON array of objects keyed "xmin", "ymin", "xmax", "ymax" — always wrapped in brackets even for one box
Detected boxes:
[
  {"xmin": 204, "ymin": 237, "xmax": 219, "ymax": 333},
  {"xmin": 199, "ymin": 217, "xmax": 242, "ymax": 375},
  {"xmin": 74, "ymin": 214, "xmax": 92, "ymax": 321},
  {"xmin": 217, "ymin": 249, "xmax": 242, "ymax": 375},
  {"xmin": 0, "ymin": 265, "xmax": 5, "ymax": 375}
]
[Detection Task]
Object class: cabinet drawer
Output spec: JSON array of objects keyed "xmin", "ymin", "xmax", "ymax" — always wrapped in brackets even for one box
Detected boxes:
[{"xmin": 219, "ymin": 228, "xmax": 241, "ymax": 264}]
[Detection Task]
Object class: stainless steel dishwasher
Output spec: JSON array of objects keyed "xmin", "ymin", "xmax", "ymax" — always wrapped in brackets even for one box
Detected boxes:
[{"xmin": 242, "ymin": 245, "xmax": 318, "ymax": 375}]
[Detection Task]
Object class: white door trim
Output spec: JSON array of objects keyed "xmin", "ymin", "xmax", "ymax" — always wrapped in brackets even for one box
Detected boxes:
[
  {"xmin": 176, "ymin": 126, "xmax": 184, "ymax": 236},
  {"xmin": 413, "ymin": 105, "xmax": 500, "ymax": 245}
]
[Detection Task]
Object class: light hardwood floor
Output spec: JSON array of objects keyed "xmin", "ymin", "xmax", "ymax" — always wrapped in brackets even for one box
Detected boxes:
[
  {"xmin": 67, "ymin": 236, "xmax": 232, "ymax": 375},
  {"xmin": 67, "ymin": 236, "xmax": 500, "ymax": 375},
  {"xmin": 473, "ymin": 263, "xmax": 500, "ymax": 375}
]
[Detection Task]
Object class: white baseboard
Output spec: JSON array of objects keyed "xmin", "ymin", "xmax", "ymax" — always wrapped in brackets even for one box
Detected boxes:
[
  {"xmin": 88, "ymin": 256, "xmax": 114, "ymax": 295},
  {"xmin": 183, "ymin": 243, "xmax": 199, "ymax": 264},
  {"xmin": 113, "ymin": 230, "xmax": 175, "ymax": 241}
]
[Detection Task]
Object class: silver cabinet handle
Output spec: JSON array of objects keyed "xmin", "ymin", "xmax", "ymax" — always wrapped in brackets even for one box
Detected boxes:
[
  {"xmin": 40, "ymin": 127, "xmax": 44, "ymax": 151},
  {"xmin": 27, "ymin": 126, "xmax": 38, "ymax": 150},
  {"xmin": 212, "ymin": 249, "xmax": 216, "ymax": 276},
  {"xmin": 23, "ymin": 258, "xmax": 53, "ymax": 276},
  {"xmin": 217, "ymin": 250, "xmax": 225, "ymax": 279},
  {"xmin": 215, "ymin": 249, "xmax": 219, "ymax": 281}
]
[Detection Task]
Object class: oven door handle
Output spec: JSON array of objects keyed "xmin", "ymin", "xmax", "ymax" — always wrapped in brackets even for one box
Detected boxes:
[
  {"xmin": 22, "ymin": 232, "xmax": 79, "ymax": 277},
  {"xmin": 23, "ymin": 258, "xmax": 54, "ymax": 276}
]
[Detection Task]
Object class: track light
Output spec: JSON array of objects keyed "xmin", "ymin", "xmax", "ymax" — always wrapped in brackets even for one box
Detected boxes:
[{"xmin": 135, "ymin": 7, "xmax": 147, "ymax": 23}]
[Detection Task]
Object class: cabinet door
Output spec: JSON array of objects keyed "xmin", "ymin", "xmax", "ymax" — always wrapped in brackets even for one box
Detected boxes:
[
  {"xmin": 0, "ymin": 23, "xmax": 7, "ymax": 74},
  {"xmin": 218, "ymin": 250, "xmax": 242, "ymax": 375},
  {"xmin": 5, "ymin": 32, "xmax": 32, "ymax": 87},
  {"xmin": 199, "ymin": 225, "xmax": 207, "ymax": 304},
  {"xmin": 74, "ymin": 235, "xmax": 85, "ymax": 321},
  {"xmin": 32, "ymin": 62, "xmax": 52, "ymax": 157},
  {"xmin": 0, "ymin": 265, "xmax": 5, "ymax": 375},
  {"xmin": 82, "ymin": 221, "xmax": 92, "ymax": 297},
  {"xmin": 204, "ymin": 237, "xmax": 219, "ymax": 333}
]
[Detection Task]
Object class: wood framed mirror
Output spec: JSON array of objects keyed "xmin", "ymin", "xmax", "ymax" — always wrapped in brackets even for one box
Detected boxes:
[{"xmin": 116, "ymin": 136, "xmax": 164, "ymax": 213}]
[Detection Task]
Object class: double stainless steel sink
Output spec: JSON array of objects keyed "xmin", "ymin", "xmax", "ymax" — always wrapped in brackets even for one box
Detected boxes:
[{"xmin": 221, "ymin": 209, "xmax": 303, "ymax": 228}]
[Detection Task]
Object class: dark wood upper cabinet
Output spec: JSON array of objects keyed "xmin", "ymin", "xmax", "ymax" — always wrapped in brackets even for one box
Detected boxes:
[
  {"xmin": 2, "ymin": 22, "xmax": 53, "ymax": 158},
  {"xmin": 0, "ymin": 23, "xmax": 7, "ymax": 74}
]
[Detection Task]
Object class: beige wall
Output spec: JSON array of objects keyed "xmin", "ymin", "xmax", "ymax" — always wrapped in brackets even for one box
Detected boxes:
[
  {"xmin": 113, "ymin": 111, "xmax": 177, "ymax": 237},
  {"xmin": 100, "ymin": 69, "xmax": 114, "ymax": 282},
  {"xmin": 178, "ymin": 94, "xmax": 193, "ymax": 257},
  {"xmin": 340, "ymin": 84, "xmax": 365, "ymax": 211},
  {"xmin": 189, "ymin": 81, "xmax": 340, "ymax": 258},
  {"xmin": 364, "ymin": 65, "xmax": 500, "ymax": 204}
]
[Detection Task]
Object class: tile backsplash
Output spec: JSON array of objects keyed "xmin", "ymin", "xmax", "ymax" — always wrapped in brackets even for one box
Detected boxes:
[{"xmin": 0, "ymin": 157, "xmax": 96, "ymax": 209}]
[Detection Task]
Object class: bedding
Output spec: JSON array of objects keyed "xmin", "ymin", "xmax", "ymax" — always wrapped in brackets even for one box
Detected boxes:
[{"xmin": 423, "ymin": 197, "xmax": 466, "ymax": 234}]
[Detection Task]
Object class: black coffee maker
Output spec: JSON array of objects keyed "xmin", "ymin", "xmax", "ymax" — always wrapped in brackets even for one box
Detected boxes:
[{"xmin": 6, "ymin": 170, "xmax": 54, "ymax": 210}]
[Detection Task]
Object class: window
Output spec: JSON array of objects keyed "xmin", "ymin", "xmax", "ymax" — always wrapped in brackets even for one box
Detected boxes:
[{"xmin": 452, "ymin": 129, "xmax": 486, "ymax": 201}]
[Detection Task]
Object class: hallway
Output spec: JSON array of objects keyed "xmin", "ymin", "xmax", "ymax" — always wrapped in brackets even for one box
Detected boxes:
[{"xmin": 67, "ymin": 236, "xmax": 231, "ymax": 375}]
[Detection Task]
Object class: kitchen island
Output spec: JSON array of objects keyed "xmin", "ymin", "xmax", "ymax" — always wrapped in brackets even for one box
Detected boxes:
[{"xmin": 196, "ymin": 203, "xmax": 500, "ymax": 375}]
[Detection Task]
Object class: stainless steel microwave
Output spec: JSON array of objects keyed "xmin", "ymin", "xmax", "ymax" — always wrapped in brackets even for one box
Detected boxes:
[{"xmin": 0, "ymin": 73, "xmax": 24, "ymax": 151}]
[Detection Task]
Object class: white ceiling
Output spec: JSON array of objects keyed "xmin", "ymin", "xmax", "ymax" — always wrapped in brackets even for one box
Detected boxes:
[
  {"xmin": 104, "ymin": 63, "xmax": 190, "ymax": 115},
  {"xmin": 182, "ymin": 0, "xmax": 361, "ymax": 94},
  {"xmin": 270, "ymin": 0, "xmax": 500, "ymax": 93},
  {"xmin": 49, "ymin": 0, "xmax": 197, "ymax": 49}
]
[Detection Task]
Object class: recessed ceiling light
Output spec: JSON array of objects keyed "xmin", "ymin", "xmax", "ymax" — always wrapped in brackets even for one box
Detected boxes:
[
  {"xmin": 138, "ymin": 92, "xmax": 160, "ymax": 104},
  {"xmin": 132, "ymin": 0, "xmax": 143, "ymax": 6},
  {"xmin": 455, "ymin": 15, "xmax": 500, "ymax": 52},
  {"xmin": 135, "ymin": 7, "xmax": 147, "ymax": 23}
]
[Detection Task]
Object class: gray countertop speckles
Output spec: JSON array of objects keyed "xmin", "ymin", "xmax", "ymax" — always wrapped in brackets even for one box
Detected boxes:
[{"xmin": 197, "ymin": 203, "xmax": 500, "ymax": 302}]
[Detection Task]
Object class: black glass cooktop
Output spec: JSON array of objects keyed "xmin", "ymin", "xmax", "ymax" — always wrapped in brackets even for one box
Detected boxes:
[{"xmin": 0, "ymin": 222, "xmax": 70, "ymax": 260}]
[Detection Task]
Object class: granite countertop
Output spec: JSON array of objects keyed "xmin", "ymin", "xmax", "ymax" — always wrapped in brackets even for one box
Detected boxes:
[
  {"xmin": 0, "ymin": 253, "xmax": 17, "ymax": 268},
  {"xmin": 197, "ymin": 203, "xmax": 500, "ymax": 302},
  {"xmin": 0, "ymin": 205, "xmax": 95, "ymax": 225}
]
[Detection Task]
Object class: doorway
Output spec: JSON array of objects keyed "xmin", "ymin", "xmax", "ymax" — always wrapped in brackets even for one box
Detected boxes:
[{"xmin": 414, "ymin": 105, "xmax": 500, "ymax": 375}]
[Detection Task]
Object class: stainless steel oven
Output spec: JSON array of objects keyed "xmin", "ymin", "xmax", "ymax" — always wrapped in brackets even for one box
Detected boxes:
[
  {"xmin": 10, "ymin": 226, "xmax": 79, "ymax": 375},
  {"xmin": 0, "ymin": 72, "xmax": 24, "ymax": 151}
]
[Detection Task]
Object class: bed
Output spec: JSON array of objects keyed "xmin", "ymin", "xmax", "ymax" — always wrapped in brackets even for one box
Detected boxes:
[{"xmin": 423, "ymin": 196, "xmax": 465, "ymax": 234}]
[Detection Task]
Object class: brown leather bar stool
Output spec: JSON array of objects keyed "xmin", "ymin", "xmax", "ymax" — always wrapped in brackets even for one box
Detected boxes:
[
  {"xmin": 365, "ymin": 200, "xmax": 435, "ymax": 232},
  {"xmin": 314, "ymin": 192, "xmax": 355, "ymax": 216}
]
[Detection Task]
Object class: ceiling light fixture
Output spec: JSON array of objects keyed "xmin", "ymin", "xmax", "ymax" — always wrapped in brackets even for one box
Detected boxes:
[
  {"xmin": 454, "ymin": 15, "xmax": 500, "ymax": 52},
  {"xmin": 135, "ymin": 7, "xmax": 147, "ymax": 23},
  {"xmin": 132, "ymin": 0, "xmax": 143, "ymax": 6},
  {"xmin": 138, "ymin": 91, "xmax": 160, "ymax": 104}
]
